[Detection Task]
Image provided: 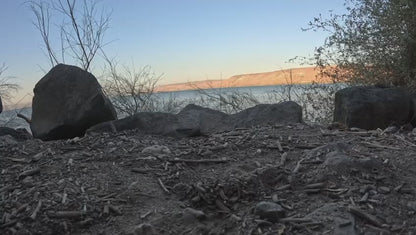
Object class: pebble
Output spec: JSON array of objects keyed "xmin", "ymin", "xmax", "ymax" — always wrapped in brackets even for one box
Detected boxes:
[
  {"xmin": 407, "ymin": 201, "xmax": 416, "ymax": 211},
  {"xmin": 183, "ymin": 207, "xmax": 207, "ymax": 223},
  {"xmin": 383, "ymin": 126, "xmax": 398, "ymax": 134},
  {"xmin": 378, "ymin": 186, "xmax": 390, "ymax": 194},
  {"xmin": 254, "ymin": 201, "xmax": 285, "ymax": 223},
  {"xmin": 133, "ymin": 223, "xmax": 155, "ymax": 235}
]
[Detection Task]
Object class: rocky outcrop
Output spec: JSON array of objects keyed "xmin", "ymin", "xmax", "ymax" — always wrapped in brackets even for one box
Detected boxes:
[
  {"xmin": 228, "ymin": 102, "xmax": 302, "ymax": 128},
  {"xmin": 30, "ymin": 64, "xmax": 117, "ymax": 140},
  {"xmin": 333, "ymin": 86, "xmax": 414, "ymax": 130},
  {"xmin": 87, "ymin": 101, "xmax": 303, "ymax": 137}
]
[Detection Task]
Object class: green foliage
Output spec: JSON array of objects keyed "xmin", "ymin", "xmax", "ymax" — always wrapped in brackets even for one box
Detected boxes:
[{"xmin": 308, "ymin": 0, "xmax": 416, "ymax": 88}]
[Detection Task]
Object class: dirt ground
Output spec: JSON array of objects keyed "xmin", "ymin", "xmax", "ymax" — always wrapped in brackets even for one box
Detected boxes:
[{"xmin": 1, "ymin": 123, "xmax": 416, "ymax": 235}]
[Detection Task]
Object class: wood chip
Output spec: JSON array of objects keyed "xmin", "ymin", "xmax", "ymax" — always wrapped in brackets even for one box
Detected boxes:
[{"xmin": 348, "ymin": 206, "xmax": 382, "ymax": 227}]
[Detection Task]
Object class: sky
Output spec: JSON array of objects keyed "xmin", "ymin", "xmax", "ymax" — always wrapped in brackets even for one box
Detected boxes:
[{"xmin": 0, "ymin": 0, "xmax": 347, "ymax": 105}]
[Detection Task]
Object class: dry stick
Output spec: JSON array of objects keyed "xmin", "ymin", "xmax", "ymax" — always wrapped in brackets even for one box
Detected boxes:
[
  {"xmin": 280, "ymin": 217, "xmax": 312, "ymax": 223},
  {"xmin": 168, "ymin": 158, "xmax": 228, "ymax": 164},
  {"xmin": 304, "ymin": 182, "xmax": 325, "ymax": 189},
  {"xmin": 30, "ymin": 200, "xmax": 42, "ymax": 220},
  {"xmin": 17, "ymin": 113, "xmax": 31, "ymax": 124},
  {"xmin": 394, "ymin": 134, "xmax": 416, "ymax": 147},
  {"xmin": 348, "ymin": 206, "xmax": 382, "ymax": 227},
  {"xmin": 292, "ymin": 159, "xmax": 305, "ymax": 173},
  {"xmin": 18, "ymin": 168, "xmax": 41, "ymax": 180},
  {"xmin": 276, "ymin": 140, "xmax": 283, "ymax": 152},
  {"xmin": 362, "ymin": 141, "xmax": 400, "ymax": 150},
  {"xmin": 158, "ymin": 178, "xmax": 170, "ymax": 194},
  {"xmin": 12, "ymin": 203, "xmax": 29, "ymax": 216},
  {"xmin": 280, "ymin": 152, "xmax": 287, "ymax": 166},
  {"xmin": 53, "ymin": 211, "xmax": 85, "ymax": 219}
]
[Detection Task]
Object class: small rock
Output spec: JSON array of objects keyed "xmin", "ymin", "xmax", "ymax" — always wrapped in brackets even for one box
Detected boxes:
[
  {"xmin": 254, "ymin": 201, "xmax": 285, "ymax": 222},
  {"xmin": 172, "ymin": 183, "xmax": 192, "ymax": 199},
  {"xmin": 133, "ymin": 223, "xmax": 155, "ymax": 235},
  {"xmin": 407, "ymin": 201, "xmax": 416, "ymax": 211},
  {"xmin": 141, "ymin": 145, "xmax": 171, "ymax": 155},
  {"xmin": 378, "ymin": 186, "xmax": 390, "ymax": 194},
  {"xmin": 383, "ymin": 126, "xmax": 398, "ymax": 134},
  {"xmin": 183, "ymin": 207, "xmax": 207, "ymax": 223}
]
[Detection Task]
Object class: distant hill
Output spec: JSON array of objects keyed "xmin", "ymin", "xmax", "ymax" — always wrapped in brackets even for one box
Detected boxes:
[{"xmin": 155, "ymin": 67, "xmax": 330, "ymax": 92}]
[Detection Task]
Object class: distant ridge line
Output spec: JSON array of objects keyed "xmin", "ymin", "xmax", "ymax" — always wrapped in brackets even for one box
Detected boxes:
[{"xmin": 155, "ymin": 66, "xmax": 330, "ymax": 92}]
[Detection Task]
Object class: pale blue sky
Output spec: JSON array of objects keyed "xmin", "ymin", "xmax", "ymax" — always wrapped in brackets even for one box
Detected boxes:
[{"xmin": 0, "ymin": 0, "xmax": 346, "ymax": 104}]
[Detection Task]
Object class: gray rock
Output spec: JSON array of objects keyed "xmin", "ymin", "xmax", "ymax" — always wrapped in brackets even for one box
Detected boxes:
[
  {"xmin": 228, "ymin": 101, "xmax": 302, "ymax": 128},
  {"xmin": 31, "ymin": 64, "xmax": 117, "ymax": 140},
  {"xmin": 176, "ymin": 104, "xmax": 228, "ymax": 135},
  {"xmin": 306, "ymin": 203, "xmax": 357, "ymax": 235},
  {"xmin": 183, "ymin": 207, "xmax": 207, "ymax": 222},
  {"xmin": 334, "ymin": 86, "xmax": 413, "ymax": 130},
  {"xmin": 254, "ymin": 201, "xmax": 285, "ymax": 222},
  {"xmin": 87, "ymin": 112, "xmax": 179, "ymax": 136},
  {"xmin": 383, "ymin": 126, "xmax": 399, "ymax": 134},
  {"xmin": 87, "ymin": 102, "xmax": 303, "ymax": 137},
  {"xmin": 132, "ymin": 223, "xmax": 155, "ymax": 235},
  {"xmin": 323, "ymin": 151, "xmax": 383, "ymax": 176}
]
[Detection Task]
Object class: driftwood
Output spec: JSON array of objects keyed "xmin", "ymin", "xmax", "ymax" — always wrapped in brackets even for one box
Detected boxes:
[{"xmin": 17, "ymin": 113, "xmax": 31, "ymax": 124}]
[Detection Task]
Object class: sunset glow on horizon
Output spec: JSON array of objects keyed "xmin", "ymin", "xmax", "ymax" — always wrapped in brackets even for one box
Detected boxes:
[{"xmin": 0, "ymin": 0, "xmax": 346, "ymax": 104}]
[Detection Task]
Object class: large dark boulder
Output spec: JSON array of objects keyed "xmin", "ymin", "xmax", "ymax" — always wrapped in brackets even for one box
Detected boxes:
[
  {"xmin": 333, "ymin": 86, "xmax": 414, "ymax": 130},
  {"xmin": 228, "ymin": 101, "xmax": 302, "ymax": 128},
  {"xmin": 176, "ymin": 104, "xmax": 228, "ymax": 136},
  {"xmin": 31, "ymin": 64, "xmax": 117, "ymax": 140},
  {"xmin": 87, "ymin": 102, "xmax": 303, "ymax": 137}
]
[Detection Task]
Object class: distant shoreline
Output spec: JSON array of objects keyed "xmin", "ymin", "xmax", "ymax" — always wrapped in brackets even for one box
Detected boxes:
[{"xmin": 155, "ymin": 66, "xmax": 329, "ymax": 93}]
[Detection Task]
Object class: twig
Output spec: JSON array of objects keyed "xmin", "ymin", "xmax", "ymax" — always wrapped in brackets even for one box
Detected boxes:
[
  {"xmin": 280, "ymin": 152, "xmax": 287, "ymax": 166},
  {"xmin": 362, "ymin": 141, "xmax": 400, "ymax": 150},
  {"xmin": 348, "ymin": 206, "xmax": 382, "ymax": 227},
  {"xmin": 18, "ymin": 167, "xmax": 41, "ymax": 180},
  {"xmin": 158, "ymin": 178, "xmax": 170, "ymax": 194},
  {"xmin": 276, "ymin": 140, "xmax": 283, "ymax": 152},
  {"xmin": 394, "ymin": 134, "xmax": 416, "ymax": 147},
  {"xmin": 293, "ymin": 159, "xmax": 305, "ymax": 173},
  {"xmin": 304, "ymin": 182, "xmax": 325, "ymax": 189},
  {"xmin": 17, "ymin": 113, "xmax": 31, "ymax": 124},
  {"xmin": 30, "ymin": 200, "xmax": 42, "ymax": 220},
  {"xmin": 168, "ymin": 158, "xmax": 228, "ymax": 164},
  {"xmin": 280, "ymin": 217, "xmax": 312, "ymax": 223},
  {"xmin": 52, "ymin": 211, "xmax": 85, "ymax": 219},
  {"xmin": 140, "ymin": 210, "xmax": 152, "ymax": 219}
]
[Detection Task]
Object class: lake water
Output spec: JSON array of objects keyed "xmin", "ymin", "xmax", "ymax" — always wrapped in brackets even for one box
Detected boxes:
[{"xmin": 0, "ymin": 83, "xmax": 345, "ymax": 131}]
